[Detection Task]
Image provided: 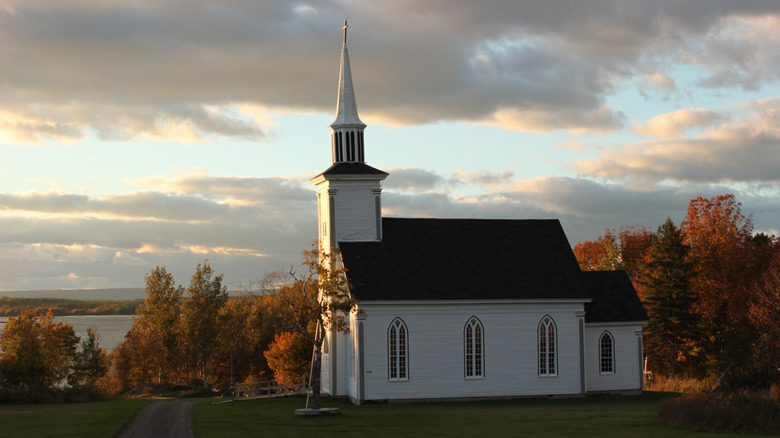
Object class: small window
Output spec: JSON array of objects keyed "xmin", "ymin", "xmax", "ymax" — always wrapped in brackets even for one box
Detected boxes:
[
  {"xmin": 600, "ymin": 332, "xmax": 614, "ymax": 374},
  {"xmin": 388, "ymin": 318, "xmax": 408, "ymax": 380},
  {"xmin": 539, "ymin": 316, "xmax": 557, "ymax": 376},
  {"xmin": 464, "ymin": 317, "xmax": 484, "ymax": 378}
]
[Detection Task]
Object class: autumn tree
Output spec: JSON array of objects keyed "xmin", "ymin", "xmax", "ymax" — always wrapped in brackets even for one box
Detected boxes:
[
  {"xmin": 573, "ymin": 230, "xmax": 621, "ymax": 271},
  {"xmin": 638, "ymin": 218, "xmax": 698, "ymax": 376},
  {"xmin": 263, "ymin": 243, "xmax": 358, "ymax": 410},
  {"xmin": 181, "ymin": 260, "xmax": 228, "ymax": 388},
  {"xmin": 264, "ymin": 331, "xmax": 312, "ymax": 383},
  {"xmin": 68, "ymin": 326, "xmax": 109, "ymax": 390},
  {"xmin": 616, "ymin": 226, "xmax": 655, "ymax": 297},
  {"xmin": 0, "ymin": 309, "xmax": 78, "ymax": 393},
  {"xmin": 135, "ymin": 266, "xmax": 183, "ymax": 385},
  {"xmin": 573, "ymin": 226, "xmax": 654, "ymax": 297},
  {"xmin": 681, "ymin": 194, "xmax": 755, "ymax": 376},
  {"xmin": 110, "ymin": 325, "xmax": 157, "ymax": 390},
  {"xmin": 746, "ymin": 249, "xmax": 780, "ymax": 386}
]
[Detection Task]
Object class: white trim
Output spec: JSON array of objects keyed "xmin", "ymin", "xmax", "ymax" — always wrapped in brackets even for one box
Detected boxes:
[{"xmin": 585, "ymin": 320, "xmax": 648, "ymax": 328}]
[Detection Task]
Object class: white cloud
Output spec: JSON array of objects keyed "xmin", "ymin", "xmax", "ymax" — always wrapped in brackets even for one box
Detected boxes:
[
  {"xmin": 577, "ymin": 98, "xmax": 780, "ymax": 184},
  {"xmin": 2, "ymin": 1, "xmax": 777, "ymax": 141},
  {"xmin": 638, "ymin": 72, "xmax": 676, "ymax": 92},
  {"xmin": 633, "ymin": 108, "xmax": 727, "ymax": 137}
]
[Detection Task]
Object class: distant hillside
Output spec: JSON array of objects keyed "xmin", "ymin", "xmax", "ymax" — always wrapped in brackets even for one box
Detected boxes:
[
  {"xmin": 0, "ymin": 288, "xmax": 146, "ymax": 300},
  {"xmin": 0, "ymin": 297, "xmax": 143, "ymax": 316}
]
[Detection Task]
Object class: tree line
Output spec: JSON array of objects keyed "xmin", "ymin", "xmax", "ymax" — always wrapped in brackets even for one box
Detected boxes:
[
  {"xmin": 0, "ymin": 250, "xmax": 346, "ymax": 402},
  {"xmin": 574, "ymin": 194, "xmax": 779, "ymax": 388},
  {"xmin": 109, "ymin": 258, "xmax": 330, "ymax": 394},
  {"xmin": 0, "ymin": 297, "xmax": 143, "ymax": 316}
]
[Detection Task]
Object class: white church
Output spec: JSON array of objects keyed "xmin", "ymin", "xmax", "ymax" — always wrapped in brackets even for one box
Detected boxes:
[{"xmin": 311, "ymin": 23, "xmax": 647, "ymax": 404}]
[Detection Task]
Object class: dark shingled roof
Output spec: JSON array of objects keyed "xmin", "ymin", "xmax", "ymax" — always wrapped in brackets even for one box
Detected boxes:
[
  {"xmin": 339, "ymin": 217, "xmax": 588, "ymax": 301},
  {"xmin": 314, "ymin": 162, "xmax": 388, "ymax": 178},
  {"xmin": 583, "ymin": 271, "xmax": 648, "ymax": 323},
  {"xmin": 339, "ymin": 217, "xmax": 646, "ymax": 323}
]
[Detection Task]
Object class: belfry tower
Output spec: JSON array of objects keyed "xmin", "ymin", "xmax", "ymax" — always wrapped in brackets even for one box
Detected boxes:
[{"xmin": 311, "ymin": 21, "xmax": 388, "ymax": 252}]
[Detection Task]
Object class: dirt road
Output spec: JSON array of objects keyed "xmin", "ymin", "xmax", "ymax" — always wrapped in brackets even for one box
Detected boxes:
[{"xmin": 119, "ymin": 399, "xmax": 195, "ymax": 438}]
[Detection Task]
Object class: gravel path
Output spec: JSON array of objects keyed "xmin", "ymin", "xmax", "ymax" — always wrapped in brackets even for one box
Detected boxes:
[{"xmin": 119, "ymin": 399, "xmax": 195, "ymax": 438}]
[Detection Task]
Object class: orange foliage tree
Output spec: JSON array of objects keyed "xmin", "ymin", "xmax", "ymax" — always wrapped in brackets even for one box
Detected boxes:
[
  {"xmin": 0, "ymin": 309, "xmax": 78, "ymax": 394},
  {"xmin": 681, "ymin": 194, "xmax": 755, "ymax": 376},
  {"xmin": 261, "ymin": 243, "xmax": 358, "ymax": 410},
  {"xmin": 747, "ymin": 249, "xmax": 780, "ymax": 386},
  {"xmin": 264, "ymin": 331, "xmax": 312, "ymax": 383},
  {"xmin": 573, "ymin": 226, "xmax": 654, "ymax": 297}
]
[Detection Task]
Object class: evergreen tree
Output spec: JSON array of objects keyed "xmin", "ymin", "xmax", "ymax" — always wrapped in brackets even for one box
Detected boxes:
[{"xmin": 639, "ymin": 218, "xmax": 698, "ymax": 376}]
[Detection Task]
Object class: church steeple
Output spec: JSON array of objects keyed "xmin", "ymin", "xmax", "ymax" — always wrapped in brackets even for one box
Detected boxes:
[
  {"xmin": 329, "ymin": 20, "xmax": 366, "ymax": 164},
  {"xmin": 312, "ymin": 22, "xmax": 387, "ymax": 252}
]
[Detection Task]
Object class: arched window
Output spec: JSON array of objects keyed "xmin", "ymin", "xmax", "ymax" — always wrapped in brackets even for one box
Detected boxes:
[
  {"xmin": 348, "ymin": 327, "xmax": 355, "ymax": 379},
  {"xmin": 464, "ymin": 316, "xmax": 484, "ymax": 378},
  {"xmin": 388, "ymin": 318, "xmax": 408, "ymax": 380},
  {"xmin": 538, "ymin": 316, "xmax": 557, "ymax": 376},
  {"xmin": 599, "ymin": 332, "xmax": 614, "ymax": 374}
]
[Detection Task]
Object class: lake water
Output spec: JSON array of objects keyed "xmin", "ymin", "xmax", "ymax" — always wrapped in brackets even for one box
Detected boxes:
[{"xmin": 0, "ymin": 315, "xmax": 134, "ymax": 350}]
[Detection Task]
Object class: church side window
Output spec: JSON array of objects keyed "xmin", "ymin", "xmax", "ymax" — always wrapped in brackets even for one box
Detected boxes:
[
  {"xmin": 388, "ymin": 318, "xmax": 408, "ymax": 380},
  {"xmin": 538, "ymin": 316, "xmax": 557, "ymax": 376},
  {"xmin": 349, "ymin": 327, "xmax": 355, "ymax": 379},
  {"xmin": 599, "ymin": 331, "xmax": 614, "ymax": 374},
  {"xmin": 464, "ymin": 316, "xmax": 484, "ymax": 378}
]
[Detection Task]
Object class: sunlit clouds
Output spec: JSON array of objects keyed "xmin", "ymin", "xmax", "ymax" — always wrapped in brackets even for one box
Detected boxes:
[{"xmin": 1, "ymin": 1, "xmax": 779, "ymax": 290}]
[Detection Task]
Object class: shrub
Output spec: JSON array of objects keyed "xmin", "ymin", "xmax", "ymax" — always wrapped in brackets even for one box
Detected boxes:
[{"xmin": 659, "ymin": 389, "xmax": 780, "ymax": 434}]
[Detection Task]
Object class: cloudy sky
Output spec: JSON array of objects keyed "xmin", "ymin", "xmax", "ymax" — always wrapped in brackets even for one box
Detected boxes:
[{"xmin": 2, "ymin": 1, "xmax": 779, "ymax": 293}]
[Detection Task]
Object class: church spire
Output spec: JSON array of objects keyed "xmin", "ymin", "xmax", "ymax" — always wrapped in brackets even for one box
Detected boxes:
[{"xmin": 329, "ymin": 20, "xmax": 366, "ymax": 164}]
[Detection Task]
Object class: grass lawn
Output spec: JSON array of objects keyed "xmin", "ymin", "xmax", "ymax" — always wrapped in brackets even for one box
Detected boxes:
[
  {"xmin": 0, "ymin": 398, "xmax": 150, "ymax": 438},
  {"xmin": 193, "ymin": 392, "xmax": 768, "ymax": 437}
]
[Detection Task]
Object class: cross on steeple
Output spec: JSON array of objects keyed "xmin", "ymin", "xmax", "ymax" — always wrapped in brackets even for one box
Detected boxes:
[{"xmin": 343, "ymin": 20, "xmax": 348, "ymax": 43}]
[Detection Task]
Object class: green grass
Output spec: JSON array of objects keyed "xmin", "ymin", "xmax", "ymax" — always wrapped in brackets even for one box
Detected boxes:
[
  {"xmin": 0, "ymin": 398, "xmax": 150, "ymax": 438},
  {"xmin": 1, "ymin": 392, "xmax": 772, "ymax": 437},
  {"xmin": 192, "ymin": 392, "xmax": 769, "ymax": 437}
]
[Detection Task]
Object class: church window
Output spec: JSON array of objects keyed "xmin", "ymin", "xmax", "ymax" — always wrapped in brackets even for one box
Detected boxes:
[
  {"xmin": 323, "ymin": 333, "xmax": 329, "ymax": 355},
  {"xmin": 464, "ymin": 316, "xmax": 484, "ymax": 378},
  {"xmin": 599, "ymin": 332, "xmax": 614, "ymax": 374},
  {"xmin": 538, "ymin": 316, "xmax": 557, "ymax": 376},
  {"xmin": 349, "ymin": 326, "xmax": 356, "ymax": 379},
  {"xmin": 388, "ymin": 318, "xmax": 408, "ymax": 380}
]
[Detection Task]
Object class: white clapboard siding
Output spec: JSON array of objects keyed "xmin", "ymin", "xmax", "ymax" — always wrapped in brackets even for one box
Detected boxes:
[
  {"xmin": 332, "ymin": 183, "xmax": 379, "ymax": 242},
  {"xmin": 346, "ymin": 301, "xmax": 587, "ymax": 401},
  {"xmin": 584, "ymin": 323, "xmax": 643, "ymax": 392}
]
